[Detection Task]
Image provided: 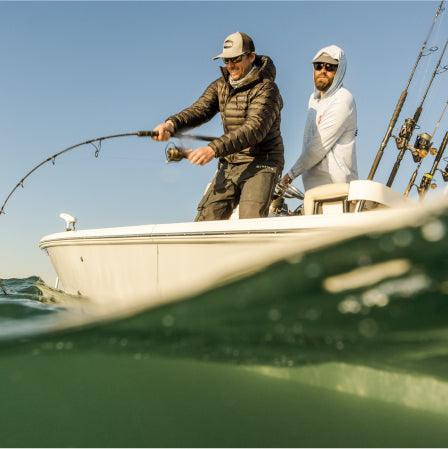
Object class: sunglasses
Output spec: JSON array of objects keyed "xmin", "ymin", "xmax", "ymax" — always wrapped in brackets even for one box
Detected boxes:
[
  {"xmin": 223, "ymin": 53, "xmax": 246, "ymax": 64},
  {"xmin": 313, "ymin": 62, "xmax": 338, "ymax": 72}
]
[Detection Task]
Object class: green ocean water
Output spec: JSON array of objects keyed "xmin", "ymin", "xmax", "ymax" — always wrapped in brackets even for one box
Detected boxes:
[{"xmin": 2, "ymin": 209, "xmax": 448, "ymax": 447}]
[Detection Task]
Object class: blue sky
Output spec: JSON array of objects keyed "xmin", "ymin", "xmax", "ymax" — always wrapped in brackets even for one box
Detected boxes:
[{"xmin": 0, "ymin": 1, "xmax": 447, "ymax": 283}]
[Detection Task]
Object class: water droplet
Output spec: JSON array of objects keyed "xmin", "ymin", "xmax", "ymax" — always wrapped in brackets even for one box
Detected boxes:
[
  {"xmin": 421, "ymin": 219, "xmax": 445, "ymax": 242},
  {"xmin": 338, "ymin": 297, "xmax": 362, "ymax": 314},
  {"xmin": 362, "ymin": 289, "xmax": 389, "ymax": 308},
  {"xmin": 304, "ymin": 308, "xmax": 321, "ymax": 320},
  {"xmin": 162, "ymin": 314, "xmax": 175, "ymax": 327},
  {"xmin": 268, "ymin": 308, "xmax": 281, "ymax": 321},
  {"xmin": 305, "ymin": 262, "xmax": 322, "ymax": 278},
  {"xmin": 287, "ymin": 255, "xmax": 302, "ymax": 265},
  {"xmin": 358, "ymin": 318, "xmax": 378, "ymax": 337},
  {"xmin": 392, "ymin": 229, "xmax": 413, "ymax": 247}
]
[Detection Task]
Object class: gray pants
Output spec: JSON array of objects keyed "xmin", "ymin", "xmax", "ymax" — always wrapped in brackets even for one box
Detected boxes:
[{"xmin": 195, "ymin": 160, "xmax": 281, "ymax": 221}]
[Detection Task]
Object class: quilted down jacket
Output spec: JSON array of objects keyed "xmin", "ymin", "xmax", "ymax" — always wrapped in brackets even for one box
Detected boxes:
[{"xmin": 166, "ymin": 55, "xmax": 284, "ymax": 169}]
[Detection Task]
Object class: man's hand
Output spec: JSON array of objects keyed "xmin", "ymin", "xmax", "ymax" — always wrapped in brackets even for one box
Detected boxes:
[
  {"xmin": 280, "ymin": 173, "xmax": 293, "ymax": 187},
  {"xmin": 152, "ymin": 121, "xmax": 175, "ymax": 142},
  {"xmin": 188, "ymin": 146, "xmax": 216, "ymax": 166}
]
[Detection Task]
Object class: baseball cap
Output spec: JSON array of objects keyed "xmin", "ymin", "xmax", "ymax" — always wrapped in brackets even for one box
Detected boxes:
[
  {"xmin": 213, "ymin": 32, "xmax": 255, "ymax": 60},
  {"xmin": 312, "ymin": 52, "xmax": 339, "ymax": 65}
]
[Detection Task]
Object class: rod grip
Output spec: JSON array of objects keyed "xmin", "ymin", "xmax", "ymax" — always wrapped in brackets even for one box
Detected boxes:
[{"xmin": 137, "ymin": 130, "xmax": 158, "ymax": 137}]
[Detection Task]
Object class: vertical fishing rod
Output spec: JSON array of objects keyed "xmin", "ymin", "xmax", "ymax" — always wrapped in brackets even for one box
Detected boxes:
[
  {"xmin": 367, "ymin": 0, "xmax": 445, "ymax": 181},
  {"xmin": 387, "ymin": 37, "xmax": 448, "ymax": 187},
  {"xmin": 404, "ymin": 99, "xmax": 448, "ymax": 196},
  {"xmin": 418, "ymin": 130, "xmax": 448, "ymax": 199}
]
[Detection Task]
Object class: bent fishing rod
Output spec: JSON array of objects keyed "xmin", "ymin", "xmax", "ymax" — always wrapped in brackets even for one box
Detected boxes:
[
  {"xmin": 0, "ymin": 130, "xmax": 214, "ymax": 217},
  {"xmin": 0, "ymin": 130, "xmax": 215, "ymax": 297},
  {"xmin": 387, "ymin": 37, "xmax": 448, "ymax": 187},
  {"xmin": 367, "ymin": 0, "xmax": 445, "ymax": 181},
  {"xmin": 404, "ymin": 99, "xmax": 448, "ymax": 196}
]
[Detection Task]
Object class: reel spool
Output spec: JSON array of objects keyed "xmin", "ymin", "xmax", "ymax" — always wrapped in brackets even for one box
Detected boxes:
[
  {"xmin": 411, "ymin": 132, "xmax": 433, "ymax": 162},
  {"xmin": 395, "ymin": 118, "xmax": 417, "ymax": 150},
  {"xmin": 165, "ymin": 143, "xmax": 191, "ymax": 163}
]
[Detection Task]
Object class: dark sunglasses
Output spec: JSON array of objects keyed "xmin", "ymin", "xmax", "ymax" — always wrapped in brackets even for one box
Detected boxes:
[
  {"xmin": 313, "ymin": 62, "xmax": 338, "ymax": 72},
  {"xmin": 223, "ymin": 53, "xmax": 246, "ymax": 64}
]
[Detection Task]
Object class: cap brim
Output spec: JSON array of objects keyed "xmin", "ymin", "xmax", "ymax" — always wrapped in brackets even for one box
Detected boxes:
[
  {"xmin": 312, "ymin": 54, "xmax": 339, "ymax": 65},
  {"xmin": 212, "ymin": 50, "xmax": 245, "ymax": 60}
]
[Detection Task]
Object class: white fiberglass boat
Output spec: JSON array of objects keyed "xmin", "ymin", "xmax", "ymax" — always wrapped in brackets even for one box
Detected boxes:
[{"xmin": 39, "ymin": 179, "xmax": 429, "ymax": 305}]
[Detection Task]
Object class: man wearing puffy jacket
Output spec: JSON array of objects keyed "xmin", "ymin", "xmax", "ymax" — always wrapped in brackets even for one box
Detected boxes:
[
  {"xmin": 281, "ymin": 45, "xmax": 358, "ymax": 191},
  {"xmin": 153, "ymin": 32, "xmax": 284, "ymax": 221}
]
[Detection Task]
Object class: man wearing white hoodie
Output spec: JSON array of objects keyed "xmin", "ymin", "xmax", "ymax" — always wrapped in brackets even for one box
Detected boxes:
[{"xmin": 281, "ymin": 45, "xmax": 358, "ymax": 191}]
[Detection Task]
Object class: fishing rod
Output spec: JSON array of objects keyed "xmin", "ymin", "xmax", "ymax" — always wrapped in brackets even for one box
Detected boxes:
[
  {"xmin": 387, "ymin": 37, "xmax": 448, "ymax": 187},
  {"xmin": 404, "ymin": 99, "xmax": 448, "ymax": 196},
  {"xmin": 0, "ymin": 130, "xmax": 215, "ymax": 216},
  {"xmin": 418, "ymin": 130, "xmax": 448, "ymax": 199},
  {"xmin": 0, "ymin": 130, "xmax": 215, "ymax": 297},
  {"xmin": 367, "ymin": 0, "xmax": 445, "ymax": 181}
]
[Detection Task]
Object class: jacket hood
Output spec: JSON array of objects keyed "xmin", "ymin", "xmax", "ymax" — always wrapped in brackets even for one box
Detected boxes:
[
  {"xmin": 220, "ymin": 55, "xmax": 276, "ymax": 86},
  {"xmin": 312, "ymin": 45, "xmax": 346, "ymax": 100}
]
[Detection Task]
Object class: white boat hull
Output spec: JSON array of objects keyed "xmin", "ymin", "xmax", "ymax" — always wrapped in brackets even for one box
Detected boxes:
[{"xmin": 39, "ymin": 201, "xmax": 433, "ymax": 306}]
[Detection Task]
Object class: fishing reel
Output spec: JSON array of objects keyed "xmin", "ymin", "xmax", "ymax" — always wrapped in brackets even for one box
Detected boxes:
[
  {"xmin": 439, "ymin": 158, "xmax": 448, "ymax": 182},
  {"xmin": 442, "ymin": 165, "xmax": 448, "ymax": 182},
  {"xmin": 270, "ymin": 182, "xmax": 304, "ymax": 216},
  {"xmin": 395, "ymin": 118, "xmax": 417, "ymax": 150},
  {"xmin": 164, "ymin": 143, "xmax": 192, "ymax": 163},
  {"xmin": 410, "ymin": 132, "xmax": 436, "ymax": 162},
  {"xmin": 418, "ymin": 173, "xmax": 436, "ymax": 197}
]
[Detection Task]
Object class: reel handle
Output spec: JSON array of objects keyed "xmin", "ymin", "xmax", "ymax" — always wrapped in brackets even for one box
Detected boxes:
[
  {"xmin": 165, "ymin": 145, "xmax": 192, "ymax": 162},
  {"xmin": 275, "ymin": 182, "xmax": 304, "ymax": 200}
]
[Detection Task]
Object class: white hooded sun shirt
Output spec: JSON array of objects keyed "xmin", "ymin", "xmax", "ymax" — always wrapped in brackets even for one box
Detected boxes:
[{"xmin": 288, "ymin": 45, "xmax": 358, "ymax": 191}]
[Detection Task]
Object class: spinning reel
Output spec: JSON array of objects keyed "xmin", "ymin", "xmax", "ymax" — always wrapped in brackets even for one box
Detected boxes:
[
  {"xmin": 164, "ymin": 143, "xmax": 192, "ymax": 163},
  {"xmin": 411, "ymin": 132, "xmax": 436, "ymax": 162},
  {"xmin": 270, "ymin": 182, "xmax": 304, "ymax": 216},
  {"xmin": 395, "ymin": 118, "xmax": 418, "ymax": 150}
]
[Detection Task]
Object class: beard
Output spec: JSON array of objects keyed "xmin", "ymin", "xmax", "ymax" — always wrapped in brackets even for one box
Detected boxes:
[{"xmin": 314, "ymin": 74, "xmax": 332, "ymax": 93}]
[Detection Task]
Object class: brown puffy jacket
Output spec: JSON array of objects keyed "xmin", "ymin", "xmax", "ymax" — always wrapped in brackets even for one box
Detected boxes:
[{"xmin": 166, "ymin": 55, "xmax": 284, "ymax": 169}]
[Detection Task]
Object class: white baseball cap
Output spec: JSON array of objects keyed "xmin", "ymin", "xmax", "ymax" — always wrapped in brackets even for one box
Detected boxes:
[{"xmin": 213, "ymin": 32, "xmax": 255, "ymax": 60}]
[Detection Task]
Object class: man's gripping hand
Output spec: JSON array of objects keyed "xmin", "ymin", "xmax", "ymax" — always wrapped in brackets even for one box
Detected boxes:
[{"xmin": 188, "ymin": 146, "xmax": 216, "ymax": 166}]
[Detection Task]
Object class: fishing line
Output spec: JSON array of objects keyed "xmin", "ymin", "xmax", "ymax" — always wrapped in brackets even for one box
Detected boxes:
[
  {"xmin": 386, "ymin": 37, "xmax": 448, "ymax": 187},
  {"xmin": 368, "ymin": 0, "xmax": 445, "ymax": 181},
  {"xmin": 413, "ymin": 2, "xmax": 446, "ymax": 110},
  {"xmin": 0, "ymin": 130, "xmax": 214, "ymax": 216},
  {"xmin": 0, "ymin": 132, "xmax": 137, "ymax": 217}
]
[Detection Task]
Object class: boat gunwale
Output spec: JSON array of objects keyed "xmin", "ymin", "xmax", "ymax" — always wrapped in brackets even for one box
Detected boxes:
[{"xmin": 39, "ymin": 205, "xmax": 422, "ymax": 247}]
